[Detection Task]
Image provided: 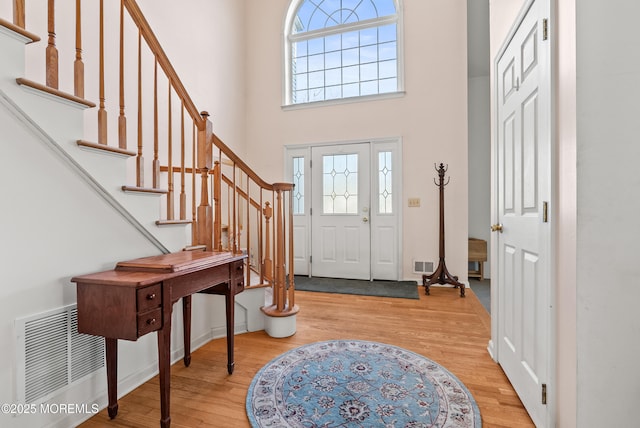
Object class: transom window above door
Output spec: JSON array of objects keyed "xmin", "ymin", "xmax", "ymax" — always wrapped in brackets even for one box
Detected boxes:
[{"xmin": 284, "ymin": 0, "xmax": 403, "ymax": 106}]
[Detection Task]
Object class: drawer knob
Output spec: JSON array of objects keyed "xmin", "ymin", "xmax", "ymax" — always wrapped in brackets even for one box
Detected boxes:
[
  {"xmin": 147, "ymin": 293, "xmax": 156, "ymax": 300},
  {"xmin": 147, "ymin": 318, "xmax": 157, "ymax": 325}
]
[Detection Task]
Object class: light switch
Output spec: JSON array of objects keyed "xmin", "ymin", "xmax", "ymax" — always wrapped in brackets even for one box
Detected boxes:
[{"xmin": 408, "ymin": 198, "xmax": 420, "ymax": 207}]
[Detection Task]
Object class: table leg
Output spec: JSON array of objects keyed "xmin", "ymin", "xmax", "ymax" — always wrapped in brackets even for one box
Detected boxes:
[
  {"xmin": 225, "ymin": 292, "xmax": 235, "ymax": 374},
  {"xmin": 182, "ymin": 296, "xmax": 192, "ymax": 367},
  {"xmin": 157, "ymin": 317, "xmax": 172, "ymax": 428},
  {"xmin": 105, "ymin": 338, "xmax": 118, "ymax": 419}
]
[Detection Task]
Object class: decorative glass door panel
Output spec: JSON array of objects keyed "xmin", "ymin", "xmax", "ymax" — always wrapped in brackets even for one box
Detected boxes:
[{"xmin": 322, "ymin": 153, "xmax": 358, "ymax": 214}]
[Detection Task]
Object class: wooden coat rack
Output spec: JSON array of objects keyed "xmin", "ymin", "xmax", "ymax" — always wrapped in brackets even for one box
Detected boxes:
[{"xmin": 423, "ymin": 163, "xmax": 465, "ymax": 297}]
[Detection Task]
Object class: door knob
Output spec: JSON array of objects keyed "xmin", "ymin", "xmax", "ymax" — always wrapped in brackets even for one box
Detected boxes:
[
  {"xmin": 491, "ymin": 223, "xmax": 503, "ymax": 233},
  {"xmin": 362, "ymin": 217, "xmax": 369, "ymax": 223}
]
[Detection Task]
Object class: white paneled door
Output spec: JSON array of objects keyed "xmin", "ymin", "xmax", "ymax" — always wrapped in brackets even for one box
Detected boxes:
[
  {"xmin": 311, "ymin": 144, "xmax": 371, "ymax": 280},
  {"xmin": 495, "ymin": 0, "xmax": 551, "ymax": 426}
]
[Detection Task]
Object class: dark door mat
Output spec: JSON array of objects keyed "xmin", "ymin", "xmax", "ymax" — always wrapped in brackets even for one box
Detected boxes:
[{"xmin": 293, "ymin": 276, "xmax": 419, "ymax": 299}]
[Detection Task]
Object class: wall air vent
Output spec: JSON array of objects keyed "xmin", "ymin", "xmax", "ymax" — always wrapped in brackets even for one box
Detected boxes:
[
  {"xmin": 16, "ymin": 304, "xmax": 105, "ymax": 403},
  {"xmin": 413, "ymin": 260, "xmax": 434, "ymax": 274}
]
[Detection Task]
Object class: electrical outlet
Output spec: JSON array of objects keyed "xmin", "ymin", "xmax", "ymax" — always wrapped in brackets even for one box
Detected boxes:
[{"xmin": 408, "ymin": 198, "xmax": 420, "ymax": 207}]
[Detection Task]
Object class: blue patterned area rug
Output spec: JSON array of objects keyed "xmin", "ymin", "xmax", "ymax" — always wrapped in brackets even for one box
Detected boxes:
[{"xmin": 246, "ymin": 340, "xmax": 482, "ymax": 427}]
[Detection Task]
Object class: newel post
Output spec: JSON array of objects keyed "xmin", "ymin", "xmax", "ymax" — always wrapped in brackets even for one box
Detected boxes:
[
  {"xmin": 260, "ymin": 183, "xmax": 299, "ymax": 338},
  {"xmin": 274, "ymin": 188, "xmax": 285, "ymax": 311},
  {"xmin": 288, "ymin": 187, "xmax": 296, "ymax": 309},
  {"xmin": 196, "ymin": 111, "xmax": 213, "ymax": 250}
]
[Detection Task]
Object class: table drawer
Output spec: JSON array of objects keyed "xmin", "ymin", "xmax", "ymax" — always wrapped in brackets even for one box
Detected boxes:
[
  {"xmin": 137, "ymin": 284, "xmax": 162, "ymax": 312},
  {"xmin": 137, "ymin": 308, "xmax": 162, "ymax": 336},
  {"xmin": 233, "ymin": 261, "xmax": 244, "ymax": 293}
]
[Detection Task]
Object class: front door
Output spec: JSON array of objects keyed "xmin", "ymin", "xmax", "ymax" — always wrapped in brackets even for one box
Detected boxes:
[
  {"xmin": 495, "ymin": 0, "xmax": 551, "ymax": 426},
  {"xmin": 311, "ymin": 143, "xmax": 371, "ymax": 280}
]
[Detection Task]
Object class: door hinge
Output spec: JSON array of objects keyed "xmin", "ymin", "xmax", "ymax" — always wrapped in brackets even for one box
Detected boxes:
[
  {"xmin": 543, "ymin": 201, "xmax": 549, "ymax": 223},
  {"xmin": 542, "ymin": 18, "xmax": 549, "ymax": 41},
  {"xmin": 310, "ymin": 207, "xmax": 313, "ymax": 216},
  {"xmin": 309, "ymin": 159, "xmax": 312, "ymax": 168},
  {"xmin": 310, "ymin": 255, "xmax": 312, "ymax": 263},
  {"xmin": 542, "ymin": 383, "xmax": 547, "ymax": 404}
]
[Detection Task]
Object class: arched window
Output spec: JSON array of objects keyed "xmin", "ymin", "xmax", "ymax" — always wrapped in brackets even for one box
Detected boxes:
[{"xmin": 285, "ymin": 0, "xmax": 402, "ymax": 105}]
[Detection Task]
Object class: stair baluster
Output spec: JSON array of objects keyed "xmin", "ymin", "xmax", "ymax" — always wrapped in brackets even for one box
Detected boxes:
[
  {"xmin": 98, "ymin": 0, "xmax": 107, "ymax": 145},
  {"xmin": 153, "ymin": 59, "xmax": 160, "ymax": 188},
  {"xmin": 213, "ymin": 160, "xmax": 222, "ymax": 251},
  {"xmin": 180, "ymin": 104, "xmax": 187, "ymax": 220},
  {"xmin": 13, "ymin": 0, "xmax": 24, "ymax": 28},
  {"xmin": 45, "ymin": 0, "xmax": 57, "ymax": 88},
  {"xmin": 136, "ymin": 31, "xmax": 144, "ymax": 187},
  {"xmin": 118, "ymin": 0, "xmax": 127, "ymax": 150},
  {"xmin": 166, "ymin": 85, "xmax": 174, "ymax": 220},
  {"xmin": 73, "ymin": 0, "xmax": 83, "ymax": 98},
  {"xmin": 191, "ymin": 124, "xmax": 197, "ymax": 244},
  {"xmin": 1, "ymin": 0, "xmax": 298, "ymax": 320}
]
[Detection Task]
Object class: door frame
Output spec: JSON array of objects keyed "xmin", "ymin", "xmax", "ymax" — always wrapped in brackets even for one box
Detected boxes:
[
  {"xmin": 285, "ymin": 137, "xmax": 403, "ymax": 281},
  {"xmin": 490, "ymin": 0, "xmax": 557, "ymax": 426}
]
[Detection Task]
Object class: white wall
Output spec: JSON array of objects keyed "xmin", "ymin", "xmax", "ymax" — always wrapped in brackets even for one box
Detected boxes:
[
  {"xmin": 244, "ymin": 0, "xmax": 470, "ymax": 282},
  {"xmin": 138, "ymin": 0, "xmax": 248, "ymax": 154},
  {"xmin": 574, "ymin": 0, "xmax": 640, "ymax": 426}
]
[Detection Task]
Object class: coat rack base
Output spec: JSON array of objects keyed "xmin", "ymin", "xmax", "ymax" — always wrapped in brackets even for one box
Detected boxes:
[{"xmin": 422, "ymin": 258, "xmax": 465, "ymax": 297}]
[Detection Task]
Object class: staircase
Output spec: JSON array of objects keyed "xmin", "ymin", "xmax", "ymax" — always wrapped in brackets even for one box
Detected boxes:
[
  {"xmin": 2, "ymin": 0, "xmax": 298, "ymax": 307},
  {"xmin": 1, "ymin": 0, "xmax": 297, "ymax": 372}
]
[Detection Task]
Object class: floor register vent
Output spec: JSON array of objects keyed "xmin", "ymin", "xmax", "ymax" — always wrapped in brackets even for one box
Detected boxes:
[
  {"xmin": 412, "ymin": 260, "xmax": 434, "ymax": 274},
  {"xmin": 15, "ymin": 304, "xmax": 105, "ymax": 403}
]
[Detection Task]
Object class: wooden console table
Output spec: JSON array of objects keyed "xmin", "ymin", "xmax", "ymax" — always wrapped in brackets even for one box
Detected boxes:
[{"xmin": 72, "ymin": 251, "xmax": 246, "ymax": 428}]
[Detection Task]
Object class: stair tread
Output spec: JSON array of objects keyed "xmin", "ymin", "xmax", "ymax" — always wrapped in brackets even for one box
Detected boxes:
[
  {"xmin": 77, "ymin": 140, "xmax": 137, "ymax": 157},
  {"xmin": 16, "ymin": 78, "xmax": 95, "ymax": 108},
  {"xmin": 183, "ymin": 245, "xmax": 207, "ymax": 252},
  {"xmin": 122, "ymin": 186, "xmax": 168, "ymax": 194},
  {"xmin": 0, "ymin": 18, "xmax": 40, "ymax": 43},
  {"xmin": 156, "ymin": 219, "xmax": 192, "ymax": 226}
]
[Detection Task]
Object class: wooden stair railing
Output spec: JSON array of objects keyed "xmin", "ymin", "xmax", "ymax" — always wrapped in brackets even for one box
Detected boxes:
[{"xmin": 2, "ymin": 0, "xmax": 298, "ymax": 317}]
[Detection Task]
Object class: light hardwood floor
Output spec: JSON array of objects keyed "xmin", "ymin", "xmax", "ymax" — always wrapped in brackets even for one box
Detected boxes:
[{"xmin": 79, "ymin": 286, "xmax": 534, "ymax": 428}]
